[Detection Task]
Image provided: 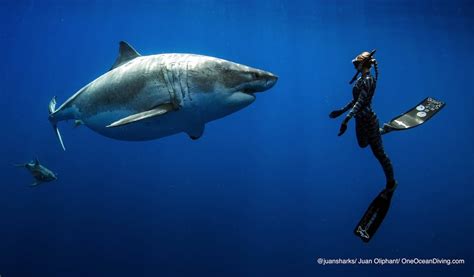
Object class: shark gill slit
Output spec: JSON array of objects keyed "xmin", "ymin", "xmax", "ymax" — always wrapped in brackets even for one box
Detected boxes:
[
  {"xmin": 169, "ymin": 63, "xmax": 180, "ymax": 109},
  {"xmin": 161, "ymin": 64, "xmax": 176, "ymax": 109},
  {"xmin": 185, "ymin": 60, "xmax": 192, "ymax": 101}
]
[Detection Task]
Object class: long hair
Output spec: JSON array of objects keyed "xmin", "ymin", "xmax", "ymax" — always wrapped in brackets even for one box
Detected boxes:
[{"xmin": 372, "ymin": 58, "xmax": 378, "ymax": 81}]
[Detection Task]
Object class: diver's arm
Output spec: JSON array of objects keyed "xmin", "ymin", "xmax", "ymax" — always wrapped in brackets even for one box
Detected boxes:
[
  {"xmin": 338, "ymin": 82, "xmax": 371, "ymax": 136},
  {"xmin": 341, "ymin": 100, "xmax": 356, "ymax": 113},
  {"xmin": 329, "ymin": 100, "xmax": 355, "ymax": 118},
  {"xmin": 346, "ymin": 88, "xmax": 369, "ymax": 120}
]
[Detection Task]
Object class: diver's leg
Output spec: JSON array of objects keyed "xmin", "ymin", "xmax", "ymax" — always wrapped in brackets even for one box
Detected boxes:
[
  {"xmin": 354, "ymin": 116, "xmax": 397, "ymax": 242},
  {"xmin": 367, "ymin": 117, "xmax": 397, "ymax": 191},
  {"xmin": 356, "ymin": 119, "xmax": 369, "ymax": 148},
  {"xmin": 354, "ymin": 115, "xmax": 398, "ymax": 242}
]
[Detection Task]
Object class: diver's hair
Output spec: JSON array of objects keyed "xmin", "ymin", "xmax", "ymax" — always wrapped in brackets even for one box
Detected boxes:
[
  {"xmin": 372, "ymin": 59, "xmax": 378, "ymax": 81},
  {"xmin": 350, "ymin": 50, "xmax": 378, "ymax": 84}
]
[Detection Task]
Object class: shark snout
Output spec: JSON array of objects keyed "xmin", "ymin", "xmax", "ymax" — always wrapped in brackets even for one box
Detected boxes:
[
  {"xmin": 264, "ymin": 72, "xmax": 278, "ymax": 90},
  {"xmin": 243, "ymin": 70, "xmax": 278, "ymax": 94}
]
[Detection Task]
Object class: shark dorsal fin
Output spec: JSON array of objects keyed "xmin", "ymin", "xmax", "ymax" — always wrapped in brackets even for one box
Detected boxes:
[
  {"xmin": 109, "ymin": 41, "xmax": 141, "ymax": 71},
  {"xmin": 34, "ymin": 158, "xmax": 40, "ymax": 167}
]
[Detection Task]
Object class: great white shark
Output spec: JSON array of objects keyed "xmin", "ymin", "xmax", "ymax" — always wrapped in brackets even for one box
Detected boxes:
[{"xmin": 48, "ymin": 41, "xmax": 278, "ymax": 150}]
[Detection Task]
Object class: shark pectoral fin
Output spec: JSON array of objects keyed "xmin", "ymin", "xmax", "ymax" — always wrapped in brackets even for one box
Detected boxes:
[
  {"xmin": 106, "ymin": 104, "xmax": 174, "ymax": 128},
  {"xmin": 30, "ymin": 182, "xmax": 39, "ymax": 187},
  {"xmin": 187, "ymin": 123, "xmax": 205, "ymax": 140}
]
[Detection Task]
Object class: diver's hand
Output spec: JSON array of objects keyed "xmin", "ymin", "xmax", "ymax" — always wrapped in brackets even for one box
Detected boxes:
[
  {"xmin": 338, "ymin": 117, "xmax": 350, "ymax": 136},
  {"xmin": 329, "ymin": 110, "xmax": 344, "ymax": 119},
  {"xmin": 338, "ymin": 123, "xmax": 347, "ymax": 136}
]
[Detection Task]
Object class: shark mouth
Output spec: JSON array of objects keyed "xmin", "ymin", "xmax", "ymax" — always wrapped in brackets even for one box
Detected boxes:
[{"xmin": 242, "ymin": 88, "xmax": 258, "ymax": 95}]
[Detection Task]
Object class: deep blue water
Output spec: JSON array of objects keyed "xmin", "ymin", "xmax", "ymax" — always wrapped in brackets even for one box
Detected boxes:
[{"xmin": 1, "ymin": 0, "xmax": 473, "ymax": 276}]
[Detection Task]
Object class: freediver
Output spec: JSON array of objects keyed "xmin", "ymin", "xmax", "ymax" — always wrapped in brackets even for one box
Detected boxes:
[
  {"xmin": 330, "ymin": 50, "xmax": 397, "ymax": 191},
  {"xmin": 329, "ymin": 50, "xmax": 445, "ymax": 242}
]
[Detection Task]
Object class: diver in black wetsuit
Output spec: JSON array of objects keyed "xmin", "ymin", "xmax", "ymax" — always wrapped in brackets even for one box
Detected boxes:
[
  {"xmin": 329, "ymin": 50, "xmax": 445, "ymax": 242},
  {"xmin": 330, "ymin": 50, "xmax": 397, "ymax": 192},
  {"xmin": 329, "ymin": 50, "xmax": 396, "ymax": 242}
]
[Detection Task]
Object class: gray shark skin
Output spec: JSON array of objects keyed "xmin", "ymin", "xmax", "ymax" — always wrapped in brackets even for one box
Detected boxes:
[
  {"xmin": 48, "ymin": 41, "xmax": 278, "ymax": 150},
  {"xmin": 15, "ymin": 159, "xmax": 58, "ymax": 187}
]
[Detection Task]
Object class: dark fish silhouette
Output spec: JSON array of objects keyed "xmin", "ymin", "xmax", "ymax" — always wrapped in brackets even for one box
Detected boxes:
[{"xmin": 14, "ymin": 158, "xmax": 58, "ymax": 187}]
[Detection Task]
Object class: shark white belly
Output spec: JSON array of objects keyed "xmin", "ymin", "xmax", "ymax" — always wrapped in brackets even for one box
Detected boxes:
[{"xmin": 85, "ymin": 108, "xmax": 196, "ymax": 141}]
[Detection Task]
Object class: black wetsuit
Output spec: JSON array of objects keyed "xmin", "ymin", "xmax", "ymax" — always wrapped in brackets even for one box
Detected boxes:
[{"xmin": 339, "ymin": 73, "xmax": 395, "ymax": 187}]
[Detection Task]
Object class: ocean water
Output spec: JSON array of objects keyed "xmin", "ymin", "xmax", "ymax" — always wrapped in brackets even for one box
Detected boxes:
[{"xmin": 0, "ymin": 0, "xmax": 473, "ymax": 276}]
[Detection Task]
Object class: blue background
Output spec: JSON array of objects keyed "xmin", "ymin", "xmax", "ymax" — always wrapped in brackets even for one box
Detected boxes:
[{"xmin": 0, "ymin": 0, "xmax": 473, "ymax": 276}]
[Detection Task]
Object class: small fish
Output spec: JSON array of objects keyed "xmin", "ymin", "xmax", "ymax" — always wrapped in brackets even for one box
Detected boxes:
[{"xmin": 14, "ymin": 158, "xmax": 58, "ymax": 187}]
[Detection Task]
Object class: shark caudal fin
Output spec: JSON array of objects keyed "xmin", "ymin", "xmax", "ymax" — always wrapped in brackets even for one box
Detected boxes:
[{"xmin": 48, "ymin": 96, "xmax": 66, "ymax": 151}]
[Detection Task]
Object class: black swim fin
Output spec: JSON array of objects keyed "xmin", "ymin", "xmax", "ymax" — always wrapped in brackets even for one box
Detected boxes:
[
  {"xmin": 381, "ymin": 97, "xmax": 445, "ymax": 135},
  {"xmin": 354, "ymin": 188, "xmax": 394, "ymax": 243}
]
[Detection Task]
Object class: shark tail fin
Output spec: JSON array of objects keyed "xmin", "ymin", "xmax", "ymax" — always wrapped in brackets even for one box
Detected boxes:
[{"xmin": 48, "ymin": 96, "xmax": 66, "ymax": 151}]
